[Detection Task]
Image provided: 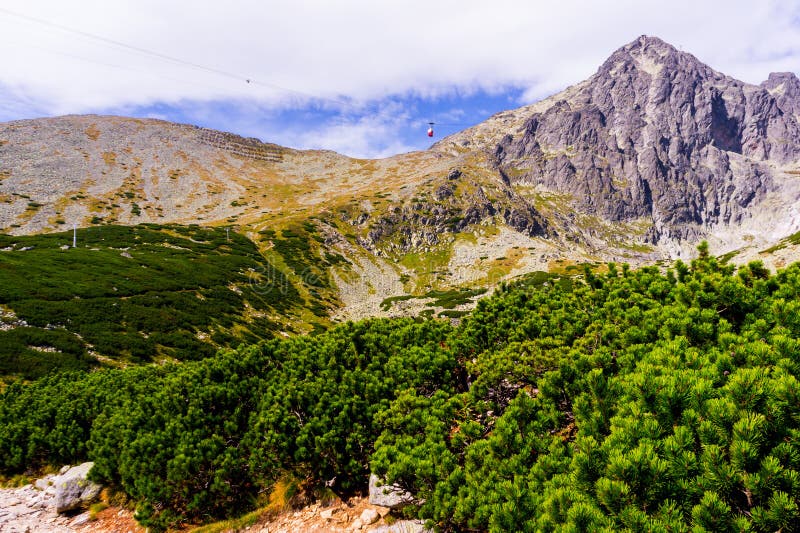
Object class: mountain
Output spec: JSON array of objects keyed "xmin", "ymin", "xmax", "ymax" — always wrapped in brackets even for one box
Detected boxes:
[
  {"xmin": 438, "ymin": 35, "xmax": 800, "ymax": 257},
  {"xmin": 0, "ymin": 116, "xmax": 552, "ymax": 320},
  {"xmin": 2, "ymin": 36, "xmax": 800, "ymax": 321}
]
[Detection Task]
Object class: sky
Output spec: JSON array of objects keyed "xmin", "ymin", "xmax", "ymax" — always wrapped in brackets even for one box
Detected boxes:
[{"xmin": 1, "ymin": 1, "xmax": 799, "ymax": 158}]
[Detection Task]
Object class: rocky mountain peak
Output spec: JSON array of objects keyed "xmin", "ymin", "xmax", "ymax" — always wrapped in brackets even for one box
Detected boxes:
[
  {"xmin": 597, "ymin": 35, "xmax": 723, "ymax": 78},
  {"xmin": 482, "ymin": 36, "xmax": 800, "ymax": 251},
  {"xmin": 762, "ymin": 71, "xmax": 800, "ymax": 116},
  {"xmin": 763, "ymin": 71, "xmax": 799, "ymax": 86},
  {"xmin": 595, "ymin": 34, "xmax": 725, "ymax": 88},
  {"xmin": 611, "ymin": 35, "xmax": 683, "ymax": 66}
]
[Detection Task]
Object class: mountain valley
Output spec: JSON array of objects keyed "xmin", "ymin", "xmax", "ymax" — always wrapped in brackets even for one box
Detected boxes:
[
  {"xmin": 3, "ymin": 37, "xmax": 800, "ymax": 333},
  {"xmin": 3, "ymin": 35, "xmax": 800, "ymax": 532}
]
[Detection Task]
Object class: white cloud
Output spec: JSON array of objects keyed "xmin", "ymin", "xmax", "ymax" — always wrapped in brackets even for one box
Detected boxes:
[
  {"xmin": 1, "ymin": 0, "xmax": 799, "ymax": 156},
  {"xmin": 274, "ymin": 100, "xmax": 418, "ymax": 158}
]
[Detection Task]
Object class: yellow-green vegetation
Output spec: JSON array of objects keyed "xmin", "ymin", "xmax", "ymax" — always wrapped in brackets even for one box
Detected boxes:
[
  {"xmin": 1, "ymin": 473, "xmax": 33, "ymax": 488},
  {"xmin": 610, "ymin": 174, "xmax": 628, "ymax": 189},
  {"xmin": 88, "ymin": 502, "xmax": 109, "ymax": 521},
  {"xmin": 453, "ymin": 230, "xmax": 479, "ymax": 246},
  {"xmin": 548, "ymin": 257, "xmax": 576, "ymax": 274},
  {"xmin": 483, "ymin": 247, "xmax": 527, "ymax": 282},
  {"xmin": 761, "ymin": 229, "xmax": 800, "ymax": 254},
  {"xmin": 399, "ymin": 245, "xmax": 455, "ymax": 291},
  {"xmin": 529, "ymin": 190, "xmax": 575, "ymax": 214},
  {"xmin": 190, "ymin": 508, "xmax": 263, "ymax": 533},
  {"xmin": 574, "ymin": 214, "xmax": 654, "ymax": 252},
  {"xmin": 263, "ymin": 476, "xmax": 302, "ymax": 515}
]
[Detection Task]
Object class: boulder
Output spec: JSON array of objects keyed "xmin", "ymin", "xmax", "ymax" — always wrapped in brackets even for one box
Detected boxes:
[
  {"xmin": 360, "ymin": 507, "xmax": 379, "ymax": 525},
  {"xmin": 370, "ymin": 520, "xmax": 432, "ymax": 533},
  {"xmin": 53, "ymin": 463, "xmax": 102, "ymax": 513},
  {"xmin": 368, "ymin": 474, "xmax": 414, "ymax": 509}
]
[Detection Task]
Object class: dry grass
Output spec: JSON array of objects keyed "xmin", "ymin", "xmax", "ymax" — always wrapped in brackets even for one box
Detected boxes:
[{"xmin": 84, "ymin": 124, "xmax": 101, "ymax": 141}]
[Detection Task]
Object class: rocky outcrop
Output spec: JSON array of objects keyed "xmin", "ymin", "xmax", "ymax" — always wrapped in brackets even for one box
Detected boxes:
[
  {"xmin": 0, "ymin": 464, "xmax": 106, "ymax": 532},
  {"xmin": 489, "ymin": 36, "xmax": 800, "ymax": 245},
  {"xmin": 52, "ymin": 462, "xmax": 102, "ymax": 513},
  {"xmin": 762, "ymin": 72, "xmax": 800, "ymax": 117},
  {"xmin": 354, "ymin": 173, "xmax": 548, "ymax": 254},
  {"xmin": 370, "ymin": 520, "xmax": 432, "ymax": 533},
  {"xmin": 368, "ymin": 474, "xmax": 415, "ymax": 509}
]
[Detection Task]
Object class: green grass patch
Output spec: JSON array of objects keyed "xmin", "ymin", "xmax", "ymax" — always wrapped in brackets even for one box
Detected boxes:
[
  {"xmin": 381, "ymin": 288, "xmax": 488, "ymax": 312},
  {"xmin": 380, "ymin": 294, "xmax": 415, "ymax": 311},
  {"xmin": 718, "ymin": 249, "xmax": 741, "ymax": 263},
  {"xmin": 761, "ymin": 230, "xmax": 800, "ymax": 254},
  {"xmin": 438, "ymin": 309, "xmax": 470, "ymax": 318}
]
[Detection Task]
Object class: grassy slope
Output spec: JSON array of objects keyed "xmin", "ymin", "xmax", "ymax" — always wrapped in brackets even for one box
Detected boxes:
[{"xmin": 0, "ymin": 224, "xmax": 324, "ymax": 381}]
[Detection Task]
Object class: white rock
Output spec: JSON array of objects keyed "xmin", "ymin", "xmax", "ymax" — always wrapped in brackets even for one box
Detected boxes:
[
  {"xmin": 351, "ymin": 518, "xmax": 363, "ymax": 530},
  {"xmin": 370, "ymin": 520, "xmax": 432, "ymax": 533},
  {"xmin": 71, "ymin": 512, "xmax": 90, "ymax": 525},
  {"xmin": 360, "ymin": 508, "xmax": 379, "ymax": 525},
  {"xmin": 320, "ymin": 508, "xmax": 335, "ymax": 519},
  {"xmin": 52, "ymin": 462, "xmax": 102, "ymax": 513},
  {"xmin": 368, "ymin": 474, "xmax": 414, "ymax": 509}
]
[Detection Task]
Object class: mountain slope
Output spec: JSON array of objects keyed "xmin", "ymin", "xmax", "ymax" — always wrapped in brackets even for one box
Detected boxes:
[
  {"xmin": 436, "ymin": 35, "xmax": 800, "ymax": 257},
  {"xmin": 2, "ymin": 36, "xmax": 800, "ymax": 321},
  {"xmin": 0, "ymin": 224, "xmax": 325, "ymax": 380},
  {"xmin": 0, "ymin": 115, "xmax": 559, "ymax": 320}
]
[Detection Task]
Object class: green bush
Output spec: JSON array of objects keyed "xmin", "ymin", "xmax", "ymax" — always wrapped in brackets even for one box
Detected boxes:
[
  {"xmin": 0, "ymin": 318, "xmax": 454, "ymax": 529},
  {"xmin": 371, "ymin": 253, "xmax": 800, "ymax": 532},
  {"xmin": 0, "ymin": 224, "xmax": 305, "ymax": 374},
  {"xmin": 3, "ymin": 245, "xmax": 800, "ymax": 532}
]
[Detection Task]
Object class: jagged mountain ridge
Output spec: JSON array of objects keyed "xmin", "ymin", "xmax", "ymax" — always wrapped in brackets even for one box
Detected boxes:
[
  {"xmin": 437, "ymin": 35, "xmax": 800, "ymax": 256},
  {"xmin": 2, "ymin": 36, "xmax": 800, "ymax": 320}
]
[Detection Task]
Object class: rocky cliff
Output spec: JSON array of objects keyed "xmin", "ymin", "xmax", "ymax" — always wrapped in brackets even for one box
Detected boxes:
[{"xmin": 438, "ymin": 35, "xmax": 800, "ymax": 256}]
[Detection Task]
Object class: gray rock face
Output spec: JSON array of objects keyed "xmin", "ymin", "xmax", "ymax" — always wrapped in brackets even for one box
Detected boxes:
[
  {"xmin": 356, "ymin": 173, "xmax": 548, "ymax": 254},
  {"xmin": 490, "ymin": 35, "xmax": 800, "ymax": 245},
  {"xmin": 52, "ymin": 462, "xmax": 102, "ymax": 513},
  {"xmin": 762, "ymin": 72, "xmax": 800, "ymax": 117},
  {"xmin": 368, "ymin": 474, "xmax": 414, "ymax": 509}
]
